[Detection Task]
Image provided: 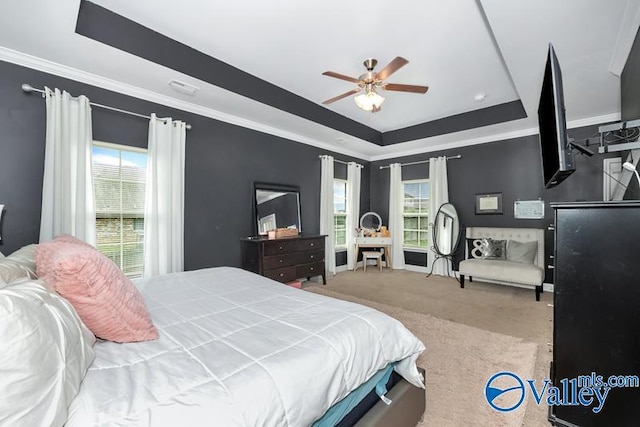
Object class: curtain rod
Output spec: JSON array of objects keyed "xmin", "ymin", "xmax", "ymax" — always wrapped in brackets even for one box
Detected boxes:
[
  {"xmin": 21, "ymin": 84, "xmax": 192, "ymax": 130},
  {"xmin": 318, "ymin": 155, "xmax": 364, "ymax": 168},
  {"xmin": 379, "ymin": 154, "xmax": 462, "ymax": 169}
]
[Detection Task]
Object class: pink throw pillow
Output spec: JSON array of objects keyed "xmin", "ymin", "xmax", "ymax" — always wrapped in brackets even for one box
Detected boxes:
[
  {"xmin": 36, "ymin": 234, "xmax": 93, "ymax": 279},
  {"xmin": 37, "ymin": 240, "xmax": 158, "ymax": 343},
  {"xmin": 53, "ymin": 234, "xmax": 93, "ymax": 247}
]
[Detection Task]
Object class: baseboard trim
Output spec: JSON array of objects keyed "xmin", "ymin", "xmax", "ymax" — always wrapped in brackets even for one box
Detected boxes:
[
  {"xmin": 336, "ymin": 264, "xmax": 349, "ymax": 273},
  {"xmin": 337, "ymin": 265, "xmax": 555, "ymax": 292},
  {"xmin": 404, "ymin": 264, "xmax": 428, "ymax": 274},
  {"xmin": 455, "ymin": 274, "xmax": 555, "ymax": 293}
]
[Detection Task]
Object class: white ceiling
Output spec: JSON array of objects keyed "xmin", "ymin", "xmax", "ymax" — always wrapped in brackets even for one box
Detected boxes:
[{"xmin": 0, "ymin": 0, "xmax": 638, "ymax": 160}]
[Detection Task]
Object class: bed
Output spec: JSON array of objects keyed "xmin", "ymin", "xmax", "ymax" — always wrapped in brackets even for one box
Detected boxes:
[{"xmin": 1, "ymin": 240, "xmax": 426, "ymax": 427}]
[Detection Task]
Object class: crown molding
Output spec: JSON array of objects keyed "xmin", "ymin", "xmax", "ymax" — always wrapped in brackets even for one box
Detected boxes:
[
  {"xmin": 0, "ymin": 46, "xmax": 369, "ymax": 160},
  {"xmin": 566, "ymin": 112, "xmax": 620, "ymax": 129},
  {"xmin": 609, "ymin": 0, "xmax": 640, "ymax": 76},
  {"xmin": 0, "ymin": 47, "xmax": 623, "ymax": 164},
  {"xmin": 369, "ymin": 112, "xmax": 621, "ymax": 162}
]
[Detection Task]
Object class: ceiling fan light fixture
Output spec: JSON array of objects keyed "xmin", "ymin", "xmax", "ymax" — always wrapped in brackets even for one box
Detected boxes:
[
  {"xmin": 354, "ymin": 87, "xmax": 385, "ymax": 112},
  {"xmin": 322, "ymin": 56, "xmax": 426, "ymax": 111}
]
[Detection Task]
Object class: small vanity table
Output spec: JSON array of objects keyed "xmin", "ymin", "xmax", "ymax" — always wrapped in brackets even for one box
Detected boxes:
[{"xmin": 353, "ymin": 212, "xmax": 392, "ymax": 270}]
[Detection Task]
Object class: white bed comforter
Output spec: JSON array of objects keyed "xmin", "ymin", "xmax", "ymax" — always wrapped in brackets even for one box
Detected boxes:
[{"xmin": 67, "ymin": 267, "xmax": 425, "ymax": 427}]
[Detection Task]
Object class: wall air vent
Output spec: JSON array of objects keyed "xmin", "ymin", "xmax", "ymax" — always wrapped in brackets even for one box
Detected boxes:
[{"xmin": 168, "ymin": 79, "xmax": 199, "ymax": 96}]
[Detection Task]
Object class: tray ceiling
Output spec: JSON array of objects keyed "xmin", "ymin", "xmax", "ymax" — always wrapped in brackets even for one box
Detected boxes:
[{"xmin": 0, "ymin": 0, "xmax": 636, "ymax": 160}]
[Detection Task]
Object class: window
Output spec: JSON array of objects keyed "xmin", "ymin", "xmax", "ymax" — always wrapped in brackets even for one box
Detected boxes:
[
  {"xmin": 92, "ymin": 142, "xmax": 147, "ymax": 277},
  {"xmin": 334, "ymin": 179, "xmax": 347, "ymax": 248},
  {"xmin": 403, "ymin": 179, "xmax": 430, "ymax": 249}
]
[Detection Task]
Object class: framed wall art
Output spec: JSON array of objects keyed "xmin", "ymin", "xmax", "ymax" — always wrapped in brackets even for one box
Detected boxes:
[
  {"xmin": 514, "ymin": 200, "xmax": 545, "ymax": 219},
  {"xmin": 475, "ymin": 193, "xmax": 503, "ymax": 215}
]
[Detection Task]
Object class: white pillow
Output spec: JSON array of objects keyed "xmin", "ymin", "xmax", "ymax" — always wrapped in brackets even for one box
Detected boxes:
[
  {"xmin": 0, "ymin": 258, "xmax": 35, "ymax": 286},
  {"xmin": 0, "ymin": 280, "xmax": 95, "ymax": 427},
  {"xmin": 7, "ymin": 244, "xmax": 38, "ymax": 278},
  {"xmin": 506, "ymin": 240, "xmax": 538, "ymax": 264}
]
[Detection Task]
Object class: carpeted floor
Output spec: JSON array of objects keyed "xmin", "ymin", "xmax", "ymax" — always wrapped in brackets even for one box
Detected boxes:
[{"xmin": 305, "ymin": 269, "xmax": 553, "ymax": 427}]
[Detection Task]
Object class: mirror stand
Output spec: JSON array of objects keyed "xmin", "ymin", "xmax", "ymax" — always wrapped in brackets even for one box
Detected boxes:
[
  {"xmin": 425, "ymin": 246, "xmax": 458, "ymax": 278},
  {"xmin": 426, "ymin": 202, "xmax": 461, "ymax": 278}
]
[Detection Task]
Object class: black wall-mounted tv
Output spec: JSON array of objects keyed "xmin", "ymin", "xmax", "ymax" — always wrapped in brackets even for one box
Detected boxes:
[{"xmin": 538, "ymin": 43, "xmax": 575, "ymax": 189}]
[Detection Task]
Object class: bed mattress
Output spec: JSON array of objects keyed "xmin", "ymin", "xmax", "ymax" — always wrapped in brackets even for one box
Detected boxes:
[{"xmin": 67, "ymin": 267, "xmax": 425, "ymax": 426}]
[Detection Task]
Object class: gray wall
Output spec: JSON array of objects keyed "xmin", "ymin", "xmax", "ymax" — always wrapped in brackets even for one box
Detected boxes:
[
  {"xmin": 0, "ymin": 60, "xmax": 370, "ymax": 269},
  {"xmin": 365, "ymin": 31, "xmax": 640, "ymax": 280},
  {"xmin": 2, "ymin": 30, "xmax": 640, "ymax": 275},
  {"xmin": 370, "ymin": 126, "xmax": 621, "ymax": 281}
]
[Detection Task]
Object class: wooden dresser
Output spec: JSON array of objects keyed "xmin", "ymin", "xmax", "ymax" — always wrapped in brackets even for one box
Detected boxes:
[{"xmin": 241, "ymin": 235, "xmax": 326, "ymax": 284}]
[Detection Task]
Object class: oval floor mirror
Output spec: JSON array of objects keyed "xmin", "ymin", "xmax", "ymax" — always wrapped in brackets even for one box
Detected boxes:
[{"xmin": 427, "ymin": 202, "xmax": 461, "ymax": 277}]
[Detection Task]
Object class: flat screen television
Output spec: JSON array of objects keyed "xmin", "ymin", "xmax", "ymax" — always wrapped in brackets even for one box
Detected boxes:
[{"xmin": 538, "ymin": 43, "xmax": 575, "ymax": 189}]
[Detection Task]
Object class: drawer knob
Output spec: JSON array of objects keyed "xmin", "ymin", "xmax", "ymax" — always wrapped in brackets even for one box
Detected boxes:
[
  {"xmin": 279, "ymin": 246, "xmax": 283, "ymax": 250},
  {"xmin": 279, "ymin": 273, "xmax": 284, "ymax": 277},
  {"xmin": 310, "ymin": 243, "xmax": 314, "ymax": 246},
  {"xmin": 279, "ymin": 259, "xmax": 283, "ymax": 263},
  {"xmin": 310, "ymin": 267, "xmax": 314, "ymax": 271},
  {"xmin": 310, "ymin": 255, "xmax": 314, "ymax": 259}
]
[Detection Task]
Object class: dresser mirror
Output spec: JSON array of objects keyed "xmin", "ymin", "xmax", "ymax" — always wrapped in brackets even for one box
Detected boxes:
[
  {"xmin": 254, "ymin": 182, "xmax": 301, "ymax": 235},
  {"xmin": 432, "ymin": 202, "xmax": 460, "ymax": 257}
]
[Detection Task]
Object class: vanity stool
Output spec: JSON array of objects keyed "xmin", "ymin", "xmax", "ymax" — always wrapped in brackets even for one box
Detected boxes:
[{"xmin": 362, "ymin": 251, "xmax": 384, "ymax": 272}]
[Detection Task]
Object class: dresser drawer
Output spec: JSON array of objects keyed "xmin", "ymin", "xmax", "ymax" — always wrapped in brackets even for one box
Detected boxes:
[
  {"xmin": 264, "ymin": 266, "xmax": 297, "ymax": 283},
  {"xmin": 263, "ymin": 239, "xmax": 298, "ymax": 256},
  {"xmin": 355, "ymin": 236, "xmax": 392, "ymax": 245},
  {"xmin": 298, "ymin": 249, "xmax": 324, "ymax": 264},
  {"xmin": 298, "ymin": 238, "xmax": 324, "ymax": 252},
  {"xmin": 296, "ymin": 261, "xmax": 324, "ymax": 279},
  {"xmin": 263, "ymin": 253, "xmax": 300, "ymax": 270}
]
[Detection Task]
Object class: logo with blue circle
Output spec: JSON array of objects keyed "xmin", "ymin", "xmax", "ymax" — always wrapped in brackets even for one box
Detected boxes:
[{"xmin": 485, "ymin": 371, "xmax": 526, "ymax": 412}]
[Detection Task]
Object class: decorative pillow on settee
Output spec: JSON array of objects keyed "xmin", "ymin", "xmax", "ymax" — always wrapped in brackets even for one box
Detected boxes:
[
  {"xmin": 36, "ymin": 235, "xmax": 158, "ymax": 343},
  {"xmin": 0, "ymin": 280, "xmax": 95, "ymax": 426},
  {"xmin": 478, "ymin": 238, "xmax": 507, "ymax": 259},
  {"xmin": 506, "ymin": 240, "xmax": 538, "ymax": 264}
]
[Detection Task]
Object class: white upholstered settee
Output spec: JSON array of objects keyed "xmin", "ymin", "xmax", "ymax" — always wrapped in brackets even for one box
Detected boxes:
[{"xmin": 458, "ymin": 227, "xmax": 545, "ymax": 301}]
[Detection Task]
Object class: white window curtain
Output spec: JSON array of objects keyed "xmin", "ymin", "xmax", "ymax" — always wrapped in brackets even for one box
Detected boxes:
[
  {"xmin": 320, "ymin": 155, "xmax": 336, "ymax": 277},
  {"xmin": 428, "ymin": 156, "xmax": 450, "ymax": 275},
  {"xmin": 388, "ymin": 163, "xmax": 405, "ymax": 269},
  {"xmin": 143, "ymin": 114, "xmax": 186, "ymax": 278},
  {"xmin": 346, "ymin": 162, "xmax": 361, "ymax": 270},
  {"xmin": 40, "ymin": 87, "xmax": 96, "ymax": 245}
]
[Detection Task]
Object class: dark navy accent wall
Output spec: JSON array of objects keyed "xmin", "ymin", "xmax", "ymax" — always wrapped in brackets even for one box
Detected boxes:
[{"xmin": 0, "ymin": 60, "xmax": 370, "ymax": 270}]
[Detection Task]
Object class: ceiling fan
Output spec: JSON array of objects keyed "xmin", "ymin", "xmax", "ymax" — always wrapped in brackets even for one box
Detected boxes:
[{"xmin": 322, "ymin": 57, "xmax": 429, "ymax": 113}]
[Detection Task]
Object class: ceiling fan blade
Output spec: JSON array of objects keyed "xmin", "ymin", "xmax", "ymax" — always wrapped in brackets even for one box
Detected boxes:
[
  {"xmin": 375, "ymin": 57, "xmax": 409, "ymax": 81},
  {"xmin": 384, "ymin": 83, "xmax": 429, "ymax": 94},
  {"xmin": 322, "ymin": 88, "xmax": 361, "ymax": 105},
  {"xmin": 322, "ymin": 71, "xmax": 360, "ymax": 84}
]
